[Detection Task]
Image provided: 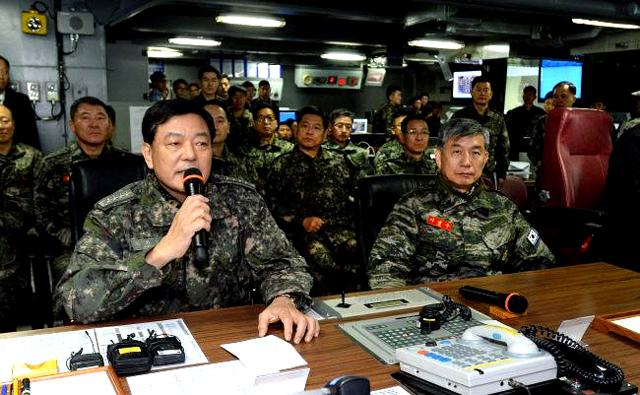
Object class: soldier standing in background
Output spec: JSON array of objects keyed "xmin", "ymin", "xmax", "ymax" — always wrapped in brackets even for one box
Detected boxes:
[
  {"xmin": 369, "ymin": 118, "xmax": 554, "ymax": 289},
  {"xmin": 266, "ymin": 106, "xmax": 361, "ymax": 295},
  {"xmin": 453, "ymin": 76, "xmax": 510, "ymax": 187},
  {"xmin": 372, "ymin": 85, "xmax": 403, "ymax": 136}
]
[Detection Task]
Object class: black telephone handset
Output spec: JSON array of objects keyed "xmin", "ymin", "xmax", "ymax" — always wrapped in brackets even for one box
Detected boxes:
[{"xmin": 520, "ymin": 325, "xmax": 625, "ymax": 392}]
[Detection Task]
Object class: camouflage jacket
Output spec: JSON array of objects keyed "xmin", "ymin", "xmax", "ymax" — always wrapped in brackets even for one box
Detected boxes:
[
  {"xmin": 375, "ymin": 139, "xmax": 403, "ymax": 163},
  {"xmin": 54, "ymin": 173, "xmax": 313, "ymax": 323},
  {"xmin": 368, "ymin": 176, "xmax": 554, "ymax": 289},
  {"xmin": 526, "ymin": 114, "xmax": 547, "ymax": 185},
  {"xmin": 212, "ymin": 144, "xmax": 257, "ymax": 185},
  {"xmin": 372, "ymin": 103, "xmax": 401, "ymax": 135},
  {"xmin": 453, "ymin": 106, "xmax": 510, "ymax": 180},
  {"xmin": 35, "ymin": 142, "xmax": 129, "ymax": 249},
  {"xmin": 0, "ymin": 157, "xmax": 29, "ymax": 274},
  {"xmin": 0, "ymin": 143, "xmax": 43, "ymax": 227},
  {"xmin": 242, "ymin": 135, "xmax": 294, "ymax": 193},
  {"xmin": 322, "ymin": 140, "xmax": 373, "ymax": 179},
  {"xmin": 227, "ymin": 109, "xmax": 255, "ymax": 152},
  {"xmin": 374, "ymin": 147, "xmax": 438, "ymax": 176},
  {"xmin": 265, "ymin": 147, "xmax": 356, "ymax": 240}
]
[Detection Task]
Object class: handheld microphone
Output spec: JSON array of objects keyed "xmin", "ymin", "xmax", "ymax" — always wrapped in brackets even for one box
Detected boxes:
[
  {"xmin": 183, "ymin": 168, "xmax": 208, "ymax": 263},
  {"xmin": 458, "ymin": 285, "xmax": 528, "ymax": 314}
]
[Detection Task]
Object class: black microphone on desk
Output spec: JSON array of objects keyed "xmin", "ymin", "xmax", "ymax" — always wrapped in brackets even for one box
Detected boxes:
[
  {"xmin": 458, "ymin": 285, "xmax": 528, "ymax": 314},
  {"xmin": 183, "ymin": 168, "xmax": 208, "ymax": 263}
]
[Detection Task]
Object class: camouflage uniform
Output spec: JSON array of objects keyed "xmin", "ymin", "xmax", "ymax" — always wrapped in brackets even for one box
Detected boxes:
[
  {"xmin": 212, "ymin": 145, "xmax": 257, "ymax": 185},
  {"xmin": 374, "ymin": 147, "xmax": 438, "ymax": 176},
  {"xmin": 527, "ymin": 114, "xmax": 547, "ymax": 186},
  {"xmin": 227, "ymin": 109, "xmax": 254, "ymax": 152},
  {"xmin": 375, "ymin": 139, "xmax": 403, "ymax": 163},
  {"xmin": 242, "ymin": 135, "xmax": 294, "ymax": 194},
  {"xmin": 265, "ymin": 148, "xmax": 360, "ymax": 294},
  {"xmin": 372, "ymin": 103, "xmax": 401, "ymax": 136},
  {"xmin": 453, "ymin": 107, "xmax": 510, "ymax": 180},
  {"xmin": 53, "ymin": 173, "xmax": 313, "ymax": 323},
  {"xmin": 0, "ymin": 156, "xmax": 30, "ymax": 331},
  {"xmin": 0, "ymin": 143, "xmax": 43, "ymax": 227},
  {"xmin": 323, "ymin": 139, "xmax": 373, "ymax": 179},
  {"xmin": 34, "ymin": 142, "xmax": 129, "ymax": 250},
  {"xmin": 368, "ymin": 176, "xmax": 554, "ymax": 289}
]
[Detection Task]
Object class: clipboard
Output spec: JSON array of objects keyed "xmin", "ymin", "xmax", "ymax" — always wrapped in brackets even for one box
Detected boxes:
[
  {"xmin": 593, "ymin": 309, "xmax": 640, "ymax": 344},
  {"xmin": 30, "ymin": 366, "xmax": 125, "ymax": 395}
]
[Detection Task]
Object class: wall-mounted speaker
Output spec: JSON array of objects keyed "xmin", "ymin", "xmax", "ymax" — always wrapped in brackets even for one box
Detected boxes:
[{"xmin": 57, "ymin": 12, "xmax": 95, "ymax": 35}]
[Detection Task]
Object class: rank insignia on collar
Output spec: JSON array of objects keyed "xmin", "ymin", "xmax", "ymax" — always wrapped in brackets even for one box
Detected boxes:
[{"xmin": 427, "ymin": 215, "xmax": 454, "ymax": 232}]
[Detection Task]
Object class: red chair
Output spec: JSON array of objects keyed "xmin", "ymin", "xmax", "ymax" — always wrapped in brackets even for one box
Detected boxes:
[
  {"xmin": 532, "ymin": 108, "xmax": 613, "ymax": 264},
  {"xmin": 541, "ymin": 108, "xmax": 613, "ymax": 209}
]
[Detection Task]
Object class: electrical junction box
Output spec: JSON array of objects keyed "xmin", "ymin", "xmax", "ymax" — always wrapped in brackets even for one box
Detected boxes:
[
  {"xmin": 26, "ymin": 82, "xmax": 41, "ymax": 102},
  {"xmin": 21, "ymin": 9, "xmax": 48, "ymax": 35},
  {"xmin": 46, "ymin": 82, "xmax": 60, "ymax": 102},
  {"xmin": 57, "ymin": 12, "xmax": 95, "ymax": 35}
]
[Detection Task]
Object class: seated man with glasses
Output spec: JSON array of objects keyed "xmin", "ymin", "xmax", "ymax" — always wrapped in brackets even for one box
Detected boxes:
[
  {"xmin": 368, "ymin": 118, "xmax": 554, "ymax": 289},
  {"xmin": 374, "ymin": 113, "xmax": 437, "ymax": 175},
  {"xmin": 242, "ymin": 103, "xmax": 293, "ymax": 193},
  {"xmin": 266, "ymin": 106, "xmax": 361, "ymax": 295}
]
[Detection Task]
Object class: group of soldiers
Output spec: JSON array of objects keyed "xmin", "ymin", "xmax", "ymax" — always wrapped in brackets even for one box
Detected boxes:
[{"xmin": 1, "ymin": 63, "xmax": 558, "ymax": 337}]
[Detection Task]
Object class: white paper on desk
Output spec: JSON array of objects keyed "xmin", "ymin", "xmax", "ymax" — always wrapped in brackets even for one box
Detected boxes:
[
  {"xmin": 127, "ymin": 360, "xmax": 309, "ymax": 395},
  {"xmin": 558, "ymin": 315, "xmax": 595, "ymax": 343},
  {"xmin": 222, "ymin": 335, "xmax": 308, "ymax": 375},
  {"xmin": 612, "ymin": 315, "xmax": 640, "ymax": 333},
  {"xmin": 128, "ymin": 361, "xmax": 253, "ymax": 395},
  {"xmin": 372, "ymin": 386, "xmax": 413, "ymax": 395}
]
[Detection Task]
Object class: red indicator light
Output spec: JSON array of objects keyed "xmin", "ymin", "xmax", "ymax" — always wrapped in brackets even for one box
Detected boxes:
[
  {"xmin": 338, "ymin": 77, "xmax": 346, "ymax": 86},
  {"xmin": 327, "ymin": 75, "xmax": 337, "ymax": 84}
]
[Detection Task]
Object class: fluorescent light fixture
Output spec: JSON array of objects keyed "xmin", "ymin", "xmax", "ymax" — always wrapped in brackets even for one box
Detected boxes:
[
  {"xmin": 572, "ymin": 18, "xmax": 640, "ymax": 29},
  {"xmin": 168, "ymin": 37, "xmax": 221, "ymax": 47},
  {"xmin": 484, "ymin": 44, "xmax": 510, "ymax": 52},
  {"xmin": 405, "ymin": 54, "xmax": 439, "ymax": 63},
  {"xmin": 147, "ymin": 47, "xmax": 183, "ymax": 58},
  {"xmin": 325, "ymin": 41, "xmax": 362, "ymax": 47},
  {"xmin": 321, "ymin": 51, "xmax": 366, "ymax": 61},
  {"xmin": 408, "ymin": 39, "xmax": 465, "ymax": 50},
  {"xmin": 215, "ymin": 14, "xmax": 286, "ymax": 28}
]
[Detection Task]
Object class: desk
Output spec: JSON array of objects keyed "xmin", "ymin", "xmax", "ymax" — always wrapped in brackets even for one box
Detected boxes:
[{"xmin": 2, "ymin": 262, "xmax": 639, "ymax": 392}]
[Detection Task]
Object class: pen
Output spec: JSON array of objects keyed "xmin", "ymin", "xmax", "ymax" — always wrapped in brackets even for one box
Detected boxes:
[
  {"xmin": 11, "ymin": 379, "xmax": 18, "ymax": 395},
  {"xmin": 20, "ymin": 379, "xmax": 29, "ymax": 395},
  {"xmin": 2, "ymin": 383, "xmax": 7, "ymax": 395}
]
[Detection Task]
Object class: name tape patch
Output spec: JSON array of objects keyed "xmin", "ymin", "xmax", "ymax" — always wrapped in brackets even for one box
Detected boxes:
[{"xmin": 427, "ymin": 215, "xmax": 454, "ymax": 232}]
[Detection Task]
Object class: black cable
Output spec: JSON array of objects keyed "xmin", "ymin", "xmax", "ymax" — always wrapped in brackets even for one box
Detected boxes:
[{"xmin": 520, "ymin": 325, "xmax": 624, "ymax": 391}]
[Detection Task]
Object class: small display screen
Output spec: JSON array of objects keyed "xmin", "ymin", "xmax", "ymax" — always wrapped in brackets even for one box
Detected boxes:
[{"xmin": 364, "ymin": 299, "xmax": 410, "ymax": 309}]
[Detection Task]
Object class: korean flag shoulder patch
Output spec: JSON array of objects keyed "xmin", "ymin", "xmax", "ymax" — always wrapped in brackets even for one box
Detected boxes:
[{"xmin": 527, "ymin": 229, "xmax": 540, "ymax": 247}]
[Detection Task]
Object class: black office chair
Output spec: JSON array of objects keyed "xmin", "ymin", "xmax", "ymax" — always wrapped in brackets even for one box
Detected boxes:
[
  {"xmin": 355, "ymin": 174, "xmax": 436, "ymax": 269},
  {"xmin": 69, "ymin": 154, "xmax": 147, "ymax": 244}
]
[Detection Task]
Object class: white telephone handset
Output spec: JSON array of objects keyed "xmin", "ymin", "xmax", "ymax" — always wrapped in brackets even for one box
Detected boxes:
[{"xmin": 461, "ymin": 324, "xmax": 540, "ymax": 356}]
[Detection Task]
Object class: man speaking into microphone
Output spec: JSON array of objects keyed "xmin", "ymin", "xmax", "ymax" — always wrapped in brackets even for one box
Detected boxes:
[{"xmin": 54, "ymin": 100, "xmax": 319, "ymax": 344}]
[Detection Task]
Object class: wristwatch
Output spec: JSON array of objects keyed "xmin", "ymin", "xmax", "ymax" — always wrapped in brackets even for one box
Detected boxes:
[{"xmin": 275, "ymin": 292, "xmax": 312, "ymax": 312}]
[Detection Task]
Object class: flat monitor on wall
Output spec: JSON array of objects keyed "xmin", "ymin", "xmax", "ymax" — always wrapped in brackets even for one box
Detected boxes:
[
  {"xmin": 538, "ymin": 59, "xmax": 583, "ymax": 100},
  {"xmin": 353, "ymin": 118, "xmax": 368, "ymax": 133},
  {"xmin": 452, "ymin": 70, "xmax": 482, "ymax": 99},
  {"xmin": 279, "ymin": 110, "xmax": 297, "ymax": 123}
]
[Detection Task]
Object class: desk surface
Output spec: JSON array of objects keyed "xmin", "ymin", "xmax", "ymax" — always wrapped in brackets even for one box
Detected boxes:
[{"xmin": 3, "ymin": 262, "xmax": 640, "ymax": 391}]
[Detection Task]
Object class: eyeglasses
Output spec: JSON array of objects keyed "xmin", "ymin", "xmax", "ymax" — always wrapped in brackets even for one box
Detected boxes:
[
  {"xmin": 406, "ymin": 129, "xmax": 429, "ymax": 137},
  {"xmin": 257, "ymin": 116, "xmax": 276, "ymax": 124},
  {"xmin": 333, "ymin": 123, "xmax": 353, "ymax": 130}
]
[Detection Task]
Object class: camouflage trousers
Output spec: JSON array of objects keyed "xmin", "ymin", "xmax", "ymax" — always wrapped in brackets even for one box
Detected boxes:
[{"xmin": 299, "ymin": 228, "xmax": 362, "ymax": 295}]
